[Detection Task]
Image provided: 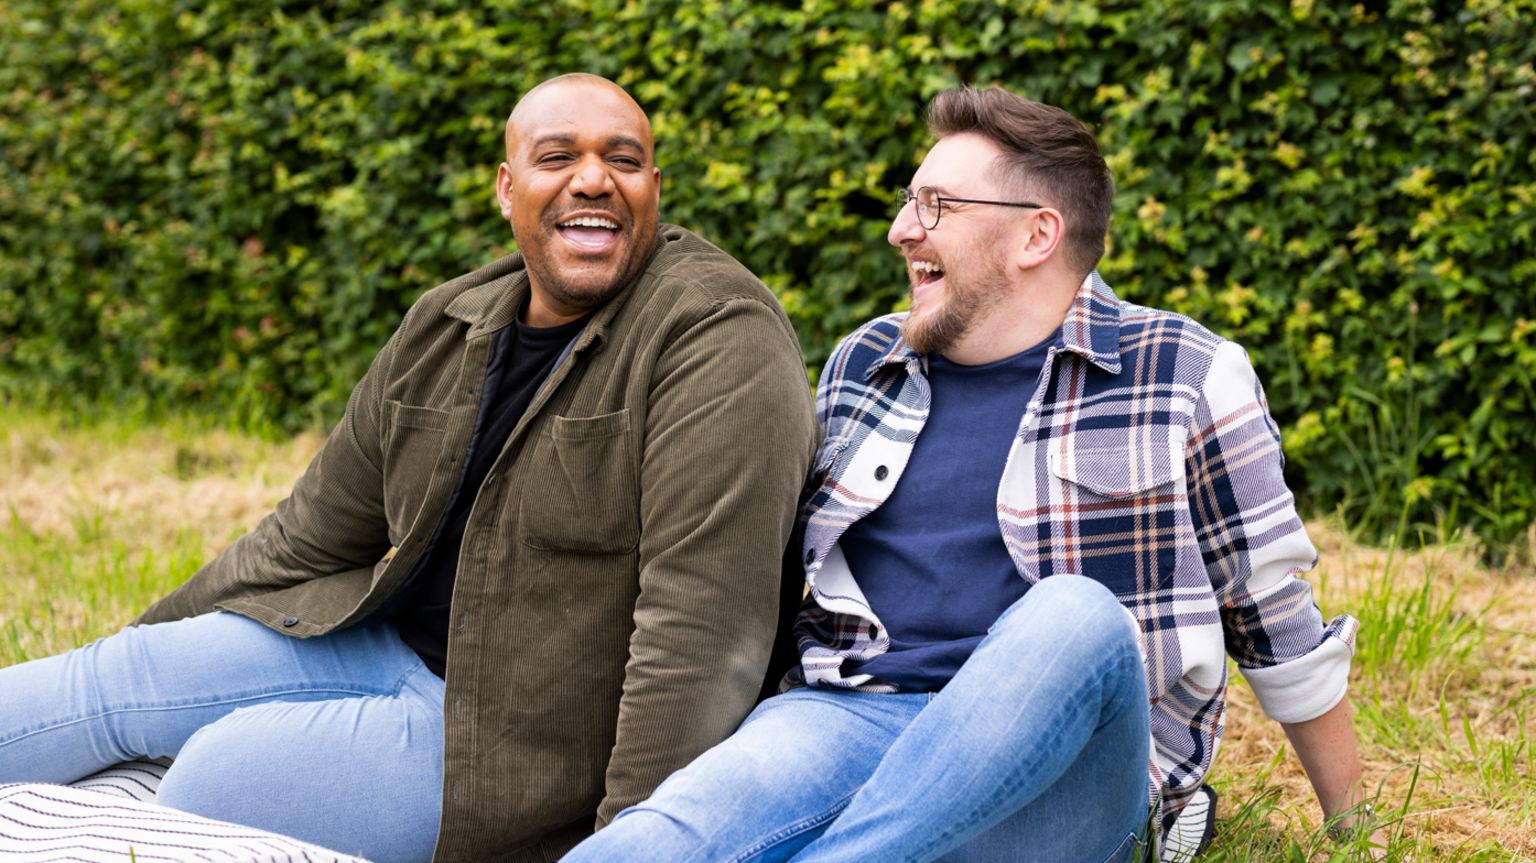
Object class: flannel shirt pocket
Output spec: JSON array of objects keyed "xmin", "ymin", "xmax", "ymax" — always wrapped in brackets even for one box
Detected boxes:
[
  {"xmin": 1048, "ymin": 443, "xmax": 1179, "ymax": 498},
  {"xmin": 1047, "ymin": 440, "xmax": 1184, "ymax": 594}
]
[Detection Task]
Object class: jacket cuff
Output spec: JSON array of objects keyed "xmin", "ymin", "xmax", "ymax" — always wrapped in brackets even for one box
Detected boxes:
[{"xmin": 1240, "ymin": 614, "xmax": 1359, "ymax": 723}]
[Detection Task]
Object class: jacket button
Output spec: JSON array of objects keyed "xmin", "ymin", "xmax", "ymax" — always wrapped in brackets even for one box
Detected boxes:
[
  {"xmin": 281, "ymin": 616, "xmax": 299, "ymax": 627},
  {"xmin": 875, "ymin": 465, "xmax": 889, "ymax": 480},
  {"xmin": 804, "ymin": 549, "xmax": 815, "ymax": 565}
]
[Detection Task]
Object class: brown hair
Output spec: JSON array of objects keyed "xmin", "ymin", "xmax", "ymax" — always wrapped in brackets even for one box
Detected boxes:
[{"xmin": 927, "ymin": 86, "xmax": 1113, "ymax": 277}]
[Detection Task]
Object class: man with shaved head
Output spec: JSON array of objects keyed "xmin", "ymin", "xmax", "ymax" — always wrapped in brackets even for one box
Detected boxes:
[{"xmin": 0, "ymin": 73, "xmax": 817, "ymax": 863}]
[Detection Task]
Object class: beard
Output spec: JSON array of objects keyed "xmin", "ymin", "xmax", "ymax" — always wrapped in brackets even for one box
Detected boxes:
[
  {"xmin": 522, "ymin": 208, "xmax": 658, "ymax": 314},
  {"xmin": 523, "ymin": 253, "xmax": 631, "ymax": 312},
  {"xmin": 902, "ymin": 253, "xmax": 1012, "ymax": 356}
]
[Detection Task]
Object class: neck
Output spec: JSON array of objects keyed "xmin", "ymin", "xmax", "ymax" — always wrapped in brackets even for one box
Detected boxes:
[{"xmin": 939, "ymin": 271, "xmax": 1082, "ymax": 366}]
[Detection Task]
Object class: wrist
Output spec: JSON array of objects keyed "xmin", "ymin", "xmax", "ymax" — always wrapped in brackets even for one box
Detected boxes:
[{"xmin": 1326, "ymin": 801, "xmax": 1377, "ymax": 842}]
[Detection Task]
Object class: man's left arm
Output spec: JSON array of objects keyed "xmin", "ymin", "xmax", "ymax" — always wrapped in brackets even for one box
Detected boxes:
[
  {"xmin": 597, "ymin": 295, "xmax": 817, "ymax": 825},
  {"xmin": 1193, "ymin": 340, "xmax": 1372, "ymax": 830}
]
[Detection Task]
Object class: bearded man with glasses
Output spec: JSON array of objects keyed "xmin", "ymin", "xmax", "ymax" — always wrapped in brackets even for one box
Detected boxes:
[{"xmin": 564, "ymin": 85, "xmax": 1383, "ymax": 862}]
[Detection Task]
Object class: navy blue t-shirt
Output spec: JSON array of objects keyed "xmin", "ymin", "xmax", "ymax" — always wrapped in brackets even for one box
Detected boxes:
[{"xmin": 841, "ymin": 331, "xmax": 1059, "ymax": 691}]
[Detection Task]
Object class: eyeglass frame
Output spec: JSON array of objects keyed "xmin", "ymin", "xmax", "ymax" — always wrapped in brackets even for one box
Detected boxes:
[{"xmin": 896, "ymin": 186, "xmax": 1044, "ymax": 230}]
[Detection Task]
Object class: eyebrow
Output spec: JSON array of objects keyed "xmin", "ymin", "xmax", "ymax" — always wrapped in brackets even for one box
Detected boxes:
[
  {"xmin": 605, "ymin": 135, "xmax": 647, "ymax": 152},
  {"xmin": 529, "ymin": 133, "xmax": 649, "ymax": 155},
  {"xmin": 531, "ymin": 134, "xmax": 578, "ymax": 149}
]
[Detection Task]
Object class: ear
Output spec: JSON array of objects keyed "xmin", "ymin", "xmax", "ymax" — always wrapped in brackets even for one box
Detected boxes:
[
  {"xmin": 495, "ymin": 163, "xmax": 514, "ymax": 220},
  {"xmin": 1013, "ymin": 207, "xmax": 1065, "ymax": 272},
  {"xmin": 652, "ymin": 165, "xmax": 662, "ymax": 207}
]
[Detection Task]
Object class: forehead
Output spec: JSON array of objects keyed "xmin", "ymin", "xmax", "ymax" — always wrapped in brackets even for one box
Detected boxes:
[
  {"xmin": 510, "ymin": 83, "xmax": 652, "ymax": 155},
  {"xmin": 913, "ymin": 133, "xmax": 1003, "ymax": 191}
]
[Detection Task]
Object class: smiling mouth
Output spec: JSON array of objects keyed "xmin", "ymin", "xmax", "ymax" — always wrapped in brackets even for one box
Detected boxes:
[
  {"xmin": 910, "ymin": 259, "xmax": 946, "ymax": 287},
  {"xmin": 557, "ymin": 215, "xmax": 621, "ymax": 251}
]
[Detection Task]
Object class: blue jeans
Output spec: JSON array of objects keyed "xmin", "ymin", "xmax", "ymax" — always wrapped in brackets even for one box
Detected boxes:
[
  {"xmin": 0, "ymin": 611, "xmax": 445, "ymax": 863},
  {"xmin": 563, "ymin": 575, "xmax": 1151, "ymax": 863}
]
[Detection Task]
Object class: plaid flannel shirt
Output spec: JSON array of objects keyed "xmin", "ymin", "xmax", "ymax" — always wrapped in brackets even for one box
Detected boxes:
[{"xmin": 787, "ymin": 271, "xmax": 1358, "ymax": 828}]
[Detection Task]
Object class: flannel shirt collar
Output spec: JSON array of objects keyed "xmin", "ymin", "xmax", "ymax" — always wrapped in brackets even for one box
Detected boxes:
[{"xmin": 862, "ymin": 270, "xmax": 1125, "ymax": 381}]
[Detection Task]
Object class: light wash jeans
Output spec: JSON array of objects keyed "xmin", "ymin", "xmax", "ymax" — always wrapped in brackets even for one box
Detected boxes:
[
  {"xmin": 563, "ymin": 574, "xmax": 1151, "ymax": 863},
  {"xmin": 0, "ymin": 611, "xmax": 445, "ymax": 863}
]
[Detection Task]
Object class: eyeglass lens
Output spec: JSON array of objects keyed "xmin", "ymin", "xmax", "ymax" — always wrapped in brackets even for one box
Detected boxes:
[{"xmin": 898, "ymin": 187, "xmax": 940, "ymax": 229}]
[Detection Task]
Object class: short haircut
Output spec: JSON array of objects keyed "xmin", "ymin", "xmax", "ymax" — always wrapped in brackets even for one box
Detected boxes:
[{"xmin": 927, "ymin": 86, "xmax": 1114, "ymax": 278}]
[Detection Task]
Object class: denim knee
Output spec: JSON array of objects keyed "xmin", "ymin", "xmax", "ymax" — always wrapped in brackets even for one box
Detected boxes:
[
  {"xmin": 990, "ymin": 574, "xmax": 1139, "ymax": 657},
  {"xmin": 153, "ymin": 707, "xmax": 261, "ymax": 810}
]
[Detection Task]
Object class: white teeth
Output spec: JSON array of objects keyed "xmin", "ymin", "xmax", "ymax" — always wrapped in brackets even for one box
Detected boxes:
[
  {"xmin": 911, "ymin": 260, "xmax": 945, "ymax": 275},
  {"xmin": 561, "ymin": 216, "xmax": 619, "ymax": 229}
]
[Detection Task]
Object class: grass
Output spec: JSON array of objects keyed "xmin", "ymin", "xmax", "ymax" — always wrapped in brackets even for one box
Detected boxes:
[
  {"xmin": 0, "ymin": 409, "xmax": 324, "ymax": 661},
  {"xmin": 1, "ymin": 408, "xmax": 1533, "ymax": 860},
  {"xmin": 1203, "ymin": 528, "xmax": 1536, "ymax": 860}
]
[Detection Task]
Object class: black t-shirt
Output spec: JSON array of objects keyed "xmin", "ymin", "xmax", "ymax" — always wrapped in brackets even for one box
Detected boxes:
[{"xmin": 392, "ymin": 308, "xmax": 591, "ymax": 677}]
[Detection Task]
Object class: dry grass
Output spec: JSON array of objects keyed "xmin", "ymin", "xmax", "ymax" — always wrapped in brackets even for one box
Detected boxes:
[
  {"xmin": 0, "ymin": 412, "xmax": 323, "ymax": 656},
  {"xmin": 1, "ymin": 409, "xmax": 1532, "ymax": 859},
  {"xmin": 1212, "ymin": 525, "xmax": 1536, "ymax": 860},
  {"xmin": 2, "ymin": 412, "xmax": 322, "ymax": 550}
]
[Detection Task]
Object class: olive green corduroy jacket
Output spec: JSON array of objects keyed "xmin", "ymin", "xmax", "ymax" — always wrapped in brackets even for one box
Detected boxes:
[{"xmin": 137, "ymin": 225, "xmax": 818, "ymax": 861}]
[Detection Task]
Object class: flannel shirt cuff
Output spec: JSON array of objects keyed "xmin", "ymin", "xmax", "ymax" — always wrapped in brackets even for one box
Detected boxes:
[{"xmin": 1240, "ymin": 613, "xmax": 1359, "ymax": 723}]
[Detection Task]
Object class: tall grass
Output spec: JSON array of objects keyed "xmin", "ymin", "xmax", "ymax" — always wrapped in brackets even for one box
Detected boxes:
[{"xmin": 1, "ymin": 408, "xmax": 1532, "ymax": 860}]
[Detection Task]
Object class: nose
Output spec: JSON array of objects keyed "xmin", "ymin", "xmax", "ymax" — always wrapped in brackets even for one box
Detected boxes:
[
  {"xmin": 888, "ymin": 197, "xmax": 925, "ymax": 248},
  {"xmin": 569, "ymin": 156, "xmax": 616, "ymax": 198}
]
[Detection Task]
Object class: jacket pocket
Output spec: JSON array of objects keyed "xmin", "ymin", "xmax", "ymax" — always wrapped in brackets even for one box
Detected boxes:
[
  {"xmin": 520, "ymin": 409, "xmax": 639, "ymax": 554},
  {"xmin": 382, "ymin": 400, "xmax": 451, "ymax": 537},
  {"xmin": 1046, "ymin": 439, "xmax": 1184, "ymax": 594}
]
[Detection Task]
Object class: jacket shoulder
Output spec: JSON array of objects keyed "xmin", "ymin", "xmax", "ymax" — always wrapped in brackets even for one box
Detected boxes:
[
  {"xmin": 644, "ymin": 225, "xmax": 778, "ymax": 309},
  {"xmin": 1112, "ymin": 299, "xmax": 1234, "ymax": 384},
  {"xmin": 1115, "ymin": 299, "xmax": 1226, "ymax": 349}
]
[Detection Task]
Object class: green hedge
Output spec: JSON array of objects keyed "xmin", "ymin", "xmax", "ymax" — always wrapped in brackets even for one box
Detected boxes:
[{"xmin": 3, "ymin": 0, "xmax": 1533, "ymax": 553}]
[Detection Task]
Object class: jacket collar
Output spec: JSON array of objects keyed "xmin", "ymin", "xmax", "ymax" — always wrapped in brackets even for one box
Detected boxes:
[
  {"xmin": 444, "ymin": 256, "xmax": 530, "ymax": 338},
  {"xmin": 863, "ymin": 269, "xmax": 1124, "ymax": 380}
]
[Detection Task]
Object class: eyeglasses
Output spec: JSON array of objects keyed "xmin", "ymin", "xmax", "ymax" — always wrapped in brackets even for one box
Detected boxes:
[{"xmin": 895, "ymin": 186, "xmax": 1043, "ymax": 230}]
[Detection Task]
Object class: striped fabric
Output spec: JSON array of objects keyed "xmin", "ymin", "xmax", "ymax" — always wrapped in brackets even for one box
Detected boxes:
[
  {"xmin": 788, "ymin": 271, "xmax": 1358, "ymax": 832},
  {"xmin": 67, "ymin": 758, "xmax": 172, "ymax": 802},
  {"xmin": 0, "ymin": 783, "xmax": 367, "ymax": 862},
  {"xmin": 1160, "ymin": 784, "xmax": 1216, "ymax": 862}
]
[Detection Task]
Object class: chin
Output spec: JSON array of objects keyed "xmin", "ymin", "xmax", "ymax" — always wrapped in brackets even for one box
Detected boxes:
[
  {"xmin": 903, "ymin": 309, "xmax": 959, "ymax": 355},
  {"xmin": 572, "ymin": 263, "xmax": 648, "ymax": 301},
  {"xmin": 556, "ymin": 281, "xmax": 624, "ymax": 311}
]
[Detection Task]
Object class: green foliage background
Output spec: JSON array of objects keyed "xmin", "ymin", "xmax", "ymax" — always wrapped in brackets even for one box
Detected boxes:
[{"xmin": 2, "ymin": 0, "xmax": 1533, "ymax": 552}]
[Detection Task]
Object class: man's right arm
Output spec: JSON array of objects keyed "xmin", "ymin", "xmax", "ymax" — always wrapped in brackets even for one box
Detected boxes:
[
  {"xmin": 1281, "ymin": 698, "xmax": 1386, "ymax": 850},
  {"xmin": 1191, "ymin": 340, "xmax": 1375, "ymax": 841},
  {"xmin": 135, "ymin": 322, "xmax": 401, "ymax": 625}
]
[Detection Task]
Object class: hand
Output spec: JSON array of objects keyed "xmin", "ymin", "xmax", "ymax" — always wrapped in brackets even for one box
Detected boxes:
[
  {"xmin": 1328, "ymin": 805, "xmax": 1388, "ymax": 860},
  {"xmin": 1365, "ymin": 827, "xmax": 1389, "ymax": 860}
]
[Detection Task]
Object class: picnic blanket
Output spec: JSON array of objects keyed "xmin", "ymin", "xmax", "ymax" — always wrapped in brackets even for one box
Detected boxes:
[
  {"xmin": 0, "ymin": 782, "xmax": 368, "ymax": 862},
  {"xmin": 33, "ymin": 760, "xmax": 1216, "ymax": 861}
]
